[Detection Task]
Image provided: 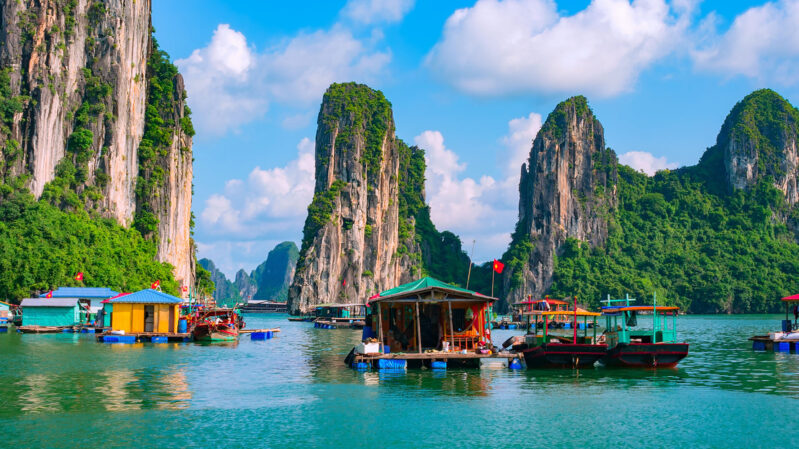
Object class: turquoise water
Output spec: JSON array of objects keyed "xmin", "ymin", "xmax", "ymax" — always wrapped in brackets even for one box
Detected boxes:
[{"xmin": 1, "ymin": 314, "xmax": 797, "ymax": 448}]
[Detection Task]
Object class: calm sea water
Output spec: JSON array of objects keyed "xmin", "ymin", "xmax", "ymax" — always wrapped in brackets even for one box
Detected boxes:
[{"xmin": 0, "ymin": 314, "xmax": 797, "ymax": 448}]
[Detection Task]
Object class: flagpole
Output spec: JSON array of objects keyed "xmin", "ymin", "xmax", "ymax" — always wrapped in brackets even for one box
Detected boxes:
[
  {"xmin": 491, "ymin": 269, "xmax": 495, "ymax": 298},
  {"xmin": 466, "ymin": 240, "xmax": 475, "ymax": 289}
]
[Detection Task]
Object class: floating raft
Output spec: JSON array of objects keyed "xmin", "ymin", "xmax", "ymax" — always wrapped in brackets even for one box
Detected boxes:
[
  {"xmin": 314, "ymin": 319, "xmax": 365, "ymax": 329},
  {"xmin": 349, "ymin": 351, "xmax": 522, "ymax": 370},
  {"xmin": 96, "ymin": 332, "xmax": 192, "ymax": 343},
  {"xmin": 750, "ymin": 335, "xmax": 799, "ymax": 353},
  {"xmin": 239, "ymin": 328, "xmax": 281, "ymax": 334}
]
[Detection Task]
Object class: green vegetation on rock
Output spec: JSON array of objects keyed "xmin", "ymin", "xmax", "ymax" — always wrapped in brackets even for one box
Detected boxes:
[
  {"xmin": 0, "ymin": 191, "xmax": 179, "ymax": 301},
  {"xmin": 548, "ymin": 90, "xmax": 799, "ymax": 313}
]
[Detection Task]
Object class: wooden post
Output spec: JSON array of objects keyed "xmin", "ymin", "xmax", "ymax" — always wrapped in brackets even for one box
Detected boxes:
[
  {"xmin": 448, "ymin": 300, "xmax": 455, "ymax": 352},
  {"xmin": 415, "ymin": 301, "xmax": 422, "ymax": 354},
  {"xmin": 377, "ymin": 303, "xmax": 384, "ymax": 354},
  {"xmin": 573, "ymin": 296, "xmax": 577, "ymax": 344}
]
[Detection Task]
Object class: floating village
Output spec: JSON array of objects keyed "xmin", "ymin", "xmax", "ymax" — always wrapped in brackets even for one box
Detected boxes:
[{"xmin": 3, "ymin": 275, "xmax": 798, "ymax": 371}]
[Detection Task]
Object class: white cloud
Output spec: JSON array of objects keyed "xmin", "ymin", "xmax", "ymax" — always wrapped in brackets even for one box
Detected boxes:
[
  {"xmin": 177, "ymin": 24, "xmax": 265, "ymax": 135},
  {"xmin": 200, "ymin": 138, "xmax": 315, "ymax": 238},
  {"xmin": 178, "ymin": 24, "xmax": 391, "ymax": 136},
  {"xmin": 342, "ymin": 0, "xmax": 415, "ymax": 24},
  {"xmin": 501, "ymin": 112, "xmax": 542, "ymax": 176},
  {"xmin": 426, "ymin": 0, "xmax": 689, "ymax": 97},
  {"xmin": 618, "ymin": 151, "xmax": 679, "ymax": 175},
  {"xmin": 692, "ymin": 0, "xmax": 799, "ymax": 84},
  {"xmin": 414, "ymin": 125, "xmax": 527, "ymax": 262}
]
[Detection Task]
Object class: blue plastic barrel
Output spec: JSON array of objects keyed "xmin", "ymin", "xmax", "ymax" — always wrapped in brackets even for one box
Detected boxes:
[
  {"xmin": 383, "ymin": 345, "xmax": 390, "ymax": 354},
  {"xmin": 377, "ymin": 359, "xmax": 406, "ymax": 370},
  {"xmin": 509, "ymin": 358, "xmax": 523, "ymax": 369},
  {"xmin": 777, "ymin": 342, "xmax": 791, "ymax": 352},
  {"xmin": 0, "ymin": 326, "xmax": 8, "ymax": 333},
  {"xmin": 251, "ymin": 332, "xmax": 266, "ymax": 340},
  {"xmin": 266, "ymin": 331, "xmax": 273, "ymax": 339},
  {"xmin": 431, "ymin": 361, "xmax": 446, "ymax": 370},
  {"xmin": 752, "ymin": 341, "xmax": 766, "ymax": 351},
  {"xmin": 352, "ymin": 362, "xmax": 369, "ymax": 370},
  {"xmin": 151, "ymin": 336, "xmax": 168, "ymax": 343},
  {"xmin": 62, "ymin": 328, "xmax": 72, "ymax": 333},
  {"xmin": 178, "ymin": 319, "xmax": 188, "ymax": 333}
]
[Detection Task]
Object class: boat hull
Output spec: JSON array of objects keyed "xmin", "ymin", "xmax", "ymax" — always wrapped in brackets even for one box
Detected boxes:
[
  {"xmin": 600, "ymin": 343, "xmax": 689, "ymax": 368},
  {"xmin": 522, "ymin": 343, "xmax": 607, "ymax": 368},
  {"xmin": 192, "ymin": 325, "xmax": 238, "ymax": 342}
]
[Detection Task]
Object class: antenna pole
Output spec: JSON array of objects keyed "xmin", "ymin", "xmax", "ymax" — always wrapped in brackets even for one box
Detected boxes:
[{"xmin": 465, "ymin": 239, "xmax": 476, "ymax": 289}]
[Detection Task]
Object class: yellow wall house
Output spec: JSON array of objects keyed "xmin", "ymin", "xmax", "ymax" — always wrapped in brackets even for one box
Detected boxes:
[{"xmin": 109, "ymin": 289, "xmax": 182, "ymax": 334}]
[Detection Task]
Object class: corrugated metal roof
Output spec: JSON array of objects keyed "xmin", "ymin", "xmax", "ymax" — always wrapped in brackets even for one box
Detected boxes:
[
  {"xmin": 108, "ymin": 289, "xmax": 182, "ymax": 304},
  {"xmin": 40, "ymin": 287, "xmax": 119, "ymax": 299},
  {"xmin": 21, "ymin": 298, "xmax": 79, "ymax": 307}
]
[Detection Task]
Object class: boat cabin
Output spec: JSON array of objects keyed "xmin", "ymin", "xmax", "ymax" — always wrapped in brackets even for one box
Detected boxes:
[
  {"xmin": 108, "ymin": 289, "xmax": 181, "ymax": 334},
  {"xmin": 600, "ymin": 294, "xmax": 680, "ymax": 348},
  {"xmin": 515, "ymin": 296, "xmax": 573, "ymax": 327},
  {"xmin": 367, "ymin": 277, "xmax": 495, "ymax": 354}
]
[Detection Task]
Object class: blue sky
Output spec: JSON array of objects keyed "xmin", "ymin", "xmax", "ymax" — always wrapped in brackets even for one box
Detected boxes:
[{"xmin": 152, "ymin": 0, "xmax": 799, "ymax": 278}]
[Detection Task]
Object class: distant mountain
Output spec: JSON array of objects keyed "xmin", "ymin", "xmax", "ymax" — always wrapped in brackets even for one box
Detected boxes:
[
  {"xmin": 202, "ymin": 241, "xmax": 299, "ymax": 304},
  {"xmin": 198, "ymin": 259, "xmax": 241, "ymax": 305}
]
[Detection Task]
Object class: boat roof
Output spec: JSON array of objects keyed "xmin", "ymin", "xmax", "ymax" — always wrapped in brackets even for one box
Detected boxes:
[
  {"xmin": 369, "ymin": 277, "xmax": 495, "ymax": 304},
  {"xmin": 514, "ymin": 298, "xmax": 569, "ymax": 306},
  {"xmin": 541, "ymin": 308, "xmax": 600, "ymax": 317},
  {"xmin": 602, "ymin": 305, "xmax": 679, "ymax": 314},
  {"xmin": 782, "ymin": 294, "xmax": 799, "ymax": 302},
  {"xmin": 40, "ymin": 287, "xmax": 119, "ymax": 299}
]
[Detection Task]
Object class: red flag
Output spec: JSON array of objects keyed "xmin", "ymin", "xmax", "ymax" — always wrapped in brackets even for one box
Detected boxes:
[
  {"xmin": 151, "ymin": 280, "xmax": 160, "ymax": 289},
  {"xmin": 182, "ymin": 285, "xmax": 189, "ymax": 293},
  {"xmin": 45, "ymin": 290, "xmax": 53, "ymax": 298},
  {"xmin": 493, "ymin": 259, "xmax": 505, "ymax": 274},
  {"xmin": 342, "ymin": 279, "xmax": 346, "ymax": 287},
  {"xmin": 74, "ymin": 272, "xmax": 83, "ymax": 281}
]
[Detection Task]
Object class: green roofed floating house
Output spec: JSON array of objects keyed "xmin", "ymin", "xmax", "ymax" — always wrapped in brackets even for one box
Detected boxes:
[
  {"xmin": 18, "ymin": 297, "xmax": 81, "ymax": 332},
  {"xmin": 40, "ymin": 287, "xmax": 119, "ymax": 327},
  {"xmin": 345, "ymin": 277, "xmax": 520, "ymax": 370},
  {"xmin": 313, "ymin": 303, "xmax": 366, "ymax": 329}
]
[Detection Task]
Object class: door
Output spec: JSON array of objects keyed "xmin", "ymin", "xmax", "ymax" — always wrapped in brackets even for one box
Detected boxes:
[
  {"xmin": 144, "ymin": 305, "xmax": 155, "ymax": 332},
  {"xmin": 168, "ymin": 306, "xmax": 176, "ymax": 333}
]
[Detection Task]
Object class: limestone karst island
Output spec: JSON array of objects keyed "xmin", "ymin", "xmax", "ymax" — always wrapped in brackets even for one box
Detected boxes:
[{"xmin": 2, "ymin": 1, "xmax": 799, "ymax": 447}]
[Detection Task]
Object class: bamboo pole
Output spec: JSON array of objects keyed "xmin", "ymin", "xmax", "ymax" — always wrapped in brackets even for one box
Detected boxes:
[
  {"xmin": 448, "ymin": 300, "xmax": 455, "ymax": 352},
  {"xmin": 415, "ymin": 301, "xmax": 422, "ymax": 354},
  {"xmin": 377, "ymin": 303, "xmax": 384, "ymax": 354}
]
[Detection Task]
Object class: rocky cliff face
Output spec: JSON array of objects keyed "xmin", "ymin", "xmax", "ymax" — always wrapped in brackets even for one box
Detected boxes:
[
  {"xmin": 502, "ymin": 96, "xmax": 617, "ymax": 309},
  {"xmin": 288, "ymin": 83, "xmax": 421, "ymax": 313},
  {"xmin": 251, "ymin": 241, "xmax": 298, "ymax": 301},
  {"xmin": 700, "ymin": 89, "xmax": 799, "ymax": 205},
  {"xmin": 0, "ymin": 0, "xmax": 194, "ymax": 289}
]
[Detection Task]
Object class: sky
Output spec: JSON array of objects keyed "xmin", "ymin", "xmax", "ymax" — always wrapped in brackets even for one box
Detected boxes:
[{"xmin": 152, "ymin": 0, "xmax": 799, "ymax": 279}]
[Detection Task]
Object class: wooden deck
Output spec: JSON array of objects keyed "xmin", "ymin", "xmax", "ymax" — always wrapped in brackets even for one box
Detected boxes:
[
  {"xmin": 354, "ymin": 352, "xmax": 517, "ymax": 361},
  {"xmin": 96, "ymin": 332, "xmax": 192, "ymax": 342},
  {"xmin": 240, "ymin": 328, "xmax": 281, "ymax": 334}
]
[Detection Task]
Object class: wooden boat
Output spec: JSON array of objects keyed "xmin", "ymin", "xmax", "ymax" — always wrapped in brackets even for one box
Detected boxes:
[
  {"xmin": 516, "ymin": 302, "xmax": 606, "ymax": 368},
  {"xmin": 191, "ymin": 308, "xmax": 243, "ymax": 341},
  {"xmin": 599, "ymin": 294, "xmax": 689, "ymax": 368}
]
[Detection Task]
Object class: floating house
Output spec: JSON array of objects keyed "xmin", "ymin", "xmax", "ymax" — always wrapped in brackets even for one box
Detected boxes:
[
  {"xmin": 347, "ymin": 277, "xmax": 518, "ymax": 369},
  {"xmin": 750, "ymin": 294, "xmax": 799, "ymax": 352},
  {"xmin": 108, "ymin": 289, "xmax": 182, "ymax": 334},
  {"xmin": 0, "ymin": 300, "xmax": 11, "ymax": 324},
  {"xmin": 313, "ymin": 303, "xmax": 367, "ymax": 329},
  {"xmin": 100, "ymin": 293, "xmax": 130, "ymax": 328},
  {"xmin": 19, "ymin": 297, "xmax": 81, "ymax": 328},
  {"xmin": 40, "ymin": 287, "xmax": 119, "ymax": 320}
]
